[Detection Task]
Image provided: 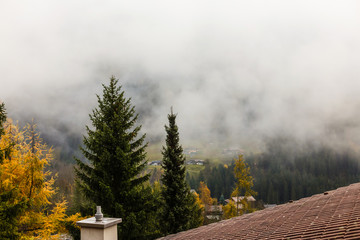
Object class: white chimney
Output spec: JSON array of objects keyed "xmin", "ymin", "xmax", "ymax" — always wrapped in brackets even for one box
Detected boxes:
[{"xmin": 76, "ymin": 206, "xmax": 122, "ymax": 240}]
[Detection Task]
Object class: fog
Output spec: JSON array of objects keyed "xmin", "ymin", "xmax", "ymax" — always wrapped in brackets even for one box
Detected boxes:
[{"xmin": 1, "ymin": 1, "xmax": 360, "ymax": 152}]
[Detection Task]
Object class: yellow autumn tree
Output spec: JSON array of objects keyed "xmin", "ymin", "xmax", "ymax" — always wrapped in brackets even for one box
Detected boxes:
[
  {"xmin": 231, "ymin": 154, "xmax": 257, "ymax": 216},
  {"xmin": 198, "ymin": 181, "xmax": 212, "ymax": 210},
  {"xmin": 0, "ymin": 120, "xmax": 79, "ymax": 239},
  {"xmin": 192, "ymin": 191, "xmax": 204, "ymax": 211},
  {"xmin": 191, "ymin": 190, "xmax": 204, "ymax": 225},
  {"xmin": 198, "ymin": 181, "xmax": 213, "ymax": 225},
  {"xmin": 222, "ymin": 199, "xmax": 237, "ymax": 219}
]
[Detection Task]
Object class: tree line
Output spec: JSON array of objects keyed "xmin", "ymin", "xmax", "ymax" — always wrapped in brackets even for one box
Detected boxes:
[
  {"xmin": 187, "ymin": 142, "xmax": 360, "ymax": 205},
  {"xmin": 248, "ymin": 145, "xmax": 360, "ymax": 204}
]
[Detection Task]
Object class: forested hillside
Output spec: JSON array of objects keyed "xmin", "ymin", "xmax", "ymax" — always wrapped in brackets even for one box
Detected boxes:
[
  {"xmin": 11, "ymin": 115, "xmax": 360, "ymax": 208},
  {"xmin": 249, "ymin": 147, "xmax": 360, "ymax": 204},
  {"xmin": 187, "ymin": 140, "xmax": 360, "ymax": 205},
  {"xmin": 39, "ymin": 127, "xmax": 360, "ymax": 207}
]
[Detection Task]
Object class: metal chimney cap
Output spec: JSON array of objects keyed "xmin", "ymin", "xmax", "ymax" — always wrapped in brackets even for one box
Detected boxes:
[{"xmin": 95, "ymin": 206, "xmax": 103, "ymax": 222}]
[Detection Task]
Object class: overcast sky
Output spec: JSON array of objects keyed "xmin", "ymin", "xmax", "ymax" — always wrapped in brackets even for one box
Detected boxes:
[{"xmin": 1, "ymin": 1, "xmax": 360, "ymax": 150}]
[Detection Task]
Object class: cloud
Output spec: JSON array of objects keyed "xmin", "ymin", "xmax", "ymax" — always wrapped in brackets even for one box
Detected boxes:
[{"xmin": 1, "ymin": 0, "xmax": 360, "ymax": 151}]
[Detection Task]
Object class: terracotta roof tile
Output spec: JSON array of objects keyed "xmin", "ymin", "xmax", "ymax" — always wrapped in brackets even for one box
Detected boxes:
[{"xmin": 159, "ymin": 183, "xmax": 360, "ymax": 239}]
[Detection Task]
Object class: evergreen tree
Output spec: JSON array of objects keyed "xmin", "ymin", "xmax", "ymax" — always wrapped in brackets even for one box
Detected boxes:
[
  {"xmin": 0, "ymin": 103, "xmax": 12, "ymax": 162},
  {"xmin": 219, "ymin": 194, "xmax": 225, "ymax": 205},
  {"xmin": 160, "ymin": 109, "xmax": 202, "ymax": 235},
  {"xmin": 75, "ymin": 77, "xmax": 156, "ymax": 239},
  {"xmin": 0, "ymin": 103, "xmax": 5, "ymax": 136}
]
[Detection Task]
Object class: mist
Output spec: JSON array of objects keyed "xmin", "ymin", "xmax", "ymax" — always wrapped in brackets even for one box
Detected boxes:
[{"xmin": 1, "ymin": 1, "xmax": 360, "ymax": 153}]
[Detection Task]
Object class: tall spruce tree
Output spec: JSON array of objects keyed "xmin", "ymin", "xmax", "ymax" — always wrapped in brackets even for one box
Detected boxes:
[
  {"xmin": 161, "ymin": 109, "xmax": 202, "ymax": 235},
  {"xmin": 75, "ymin": 77, "xmax": 156, "ymax": 239}
]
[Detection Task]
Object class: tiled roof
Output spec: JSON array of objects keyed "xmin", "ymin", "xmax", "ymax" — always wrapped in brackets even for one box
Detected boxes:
[{"xmin": 159, "ymin": 183, "xmax": 360, "ymax": 239}]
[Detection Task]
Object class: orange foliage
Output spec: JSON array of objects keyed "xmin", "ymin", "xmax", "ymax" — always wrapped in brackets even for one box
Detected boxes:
[
  {"xmin": 198, "ymin": 181, "xmax": 212, "ymax": 209},
  {"xmin": 0, "ymin": 120, "xmax": 79, "ymax": 239}
]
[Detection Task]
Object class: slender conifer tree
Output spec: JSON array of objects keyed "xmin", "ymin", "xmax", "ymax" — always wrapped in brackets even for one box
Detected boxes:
[
  {"xmin": 0, "ymin": 103, "xmax": 5, "ymax": 136},
  {"xmin": 161, "ymin": 109, "xmax": 202, "ymax": 234}
]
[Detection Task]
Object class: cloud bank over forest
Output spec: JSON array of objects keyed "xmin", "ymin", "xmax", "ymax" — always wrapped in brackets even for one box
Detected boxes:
[{"xmin": 1, "ymin": 1, "xmax": 360, "ymax": 151}]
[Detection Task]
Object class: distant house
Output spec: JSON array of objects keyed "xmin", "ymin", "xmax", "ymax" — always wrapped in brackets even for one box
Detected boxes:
[
  {"xmin": 186, "ymin": 159, "xmax": 205, "ymax": 165},
  {"xmin": 205, "ymin": 205, "xmax": 223, "ymax": 221},
  {"xmin": 148, "ymin": 160, "xmax": 161, "ymax": 166},
  {"xmin": 225, "ymin": 196, "xmax": 256, "ymax": 209}
]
